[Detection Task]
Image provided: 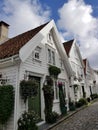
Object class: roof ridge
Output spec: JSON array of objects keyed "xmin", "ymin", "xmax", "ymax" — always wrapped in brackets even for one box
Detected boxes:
[{"xmin": 10, "ymin": 22, "xmax": 49, "ymax": 40}]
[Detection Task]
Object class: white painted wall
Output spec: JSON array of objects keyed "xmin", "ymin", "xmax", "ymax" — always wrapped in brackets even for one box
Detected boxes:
[
  {"xmin": 18, "ymin": 30, "xmax": 70, "ymax": 120},
  {"xmin": 0, "ymin": 21, "xmax": 71, "ymax": 130},
  {"xmin": 85, "ymin": 61, "xmax": 95, "ymax": 97},
  {"xmin": 68, "ymin": 42, "xmax": 85, "ymax": 101},
  {"xmin": 93, "ymin": 70, "xmax": 98, "ymax": 94},
  {"xmin": 0, "ymin": 65, "xmax": 19, "ymax": 130}
]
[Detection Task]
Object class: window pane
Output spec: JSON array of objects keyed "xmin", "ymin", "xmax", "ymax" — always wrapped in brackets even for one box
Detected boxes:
[
  {"xmin": 52, "ymin": 51, "xmax": 55, "ymax": 64},
  {"xmin": 55, "ymin": 81, "xmax": 58, "ymax": 99},
  {"xmin": 35, "ymin": 52, "xmax": 39, "ymax": 59},
  {"xmin": 48, "ymin": 49, "xmax": 51, "ymax": 63}
]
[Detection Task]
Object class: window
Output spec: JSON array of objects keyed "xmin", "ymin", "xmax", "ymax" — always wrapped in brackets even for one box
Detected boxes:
[
  {"xmin": 48, "ymin": 49, "xmax": 51, "ymax": 63},
  {"xmin": 52, "ymin": 51, "xmax": 55, "ymax": 65},
  {"xmin": 33, "ymin": 46, "xmax": 41, "ymax": 61},
  {"xmin": 48, "ymin": 49, "xmax": 55, "ymax": 65},
  {"xmin": 54, "ymin": 81, "xmax": 59, "ymax": 100},
  {"xmin": 60, "ymin": 58, "xmax": 63, "ymax": 69},
  {"xmin": 35, "ymin": 51, "xmax": 39, "ymax": 59},
  {"xmin": 62, "ymin": 82, "xmax": 66, "ymax": 98},
  {"xmin": 47, "ymin": 33, "xmax": 53, "ymax": 44}
]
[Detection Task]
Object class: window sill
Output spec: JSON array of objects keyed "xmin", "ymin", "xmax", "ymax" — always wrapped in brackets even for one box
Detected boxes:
[
  {"xmin": 53, "ymin": 100, "xmax": 59, "ymax": 103},
  {"xmin": 47, "ymin": 63, "xmax": 56, "ymax": 66},
  {"xmin": 33, "ymin": 58, "xmax": 42, "ymax": 63}
]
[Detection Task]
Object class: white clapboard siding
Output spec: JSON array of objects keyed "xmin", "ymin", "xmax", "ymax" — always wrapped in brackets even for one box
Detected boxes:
[
  {"xmin": 0, "ymin": 65, "xmax": 19, "ymax": 130},
  {"xmin": 18, "ymin": 38, "xmax": 69, "ymax": 117}
]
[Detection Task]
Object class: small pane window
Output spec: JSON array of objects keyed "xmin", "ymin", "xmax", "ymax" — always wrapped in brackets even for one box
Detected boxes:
[
  {"xmin": 35, "ymin": 52, "xmax": 39, "ymax": 59},
  {"xmin": 52, "ymin": 51, "xmax": 55, "ymax": 65},
  {"xmin": 55, "ymin": 81, "xmax": 59, "ymax": 99},
  {"xmin": 60, "ymin": 58, "xmax": 63, "ymax": 69},
  {"xmin": 48, "ymin": 33, "xmax": 53, "ymax": 44},
  {"xmin": 48, "ymin": 49, "xmax": 51, "ymax": 63},
  {"xmin": 62, "ymin": 82, "xmax": 66, "ymax": 98}
]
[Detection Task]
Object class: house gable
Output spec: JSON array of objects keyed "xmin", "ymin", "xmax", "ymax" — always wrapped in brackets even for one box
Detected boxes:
[
  {"xmin": 0, "ymin": 20, "xmax": 73, "ymax": 77},
  {"xmin": 0, "ymin": 22, "xmax": 48, "ymax": 59},
  {"xmin": 20, "ymin": 20, "xmax": 73, "ymax": 77}
]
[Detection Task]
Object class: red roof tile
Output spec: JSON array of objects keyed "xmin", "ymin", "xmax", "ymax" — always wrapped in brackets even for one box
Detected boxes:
[
  {"xmin": 0, "ymin": 22, "xmax": 48, "ymax": 59},
  {"xmin": 63, "ymin": 39, "xmax": 74, "ymax": 57}
]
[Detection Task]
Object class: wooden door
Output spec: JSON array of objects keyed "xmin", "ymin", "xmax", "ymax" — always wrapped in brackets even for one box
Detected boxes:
[{"xmin": 28, "ymin": 76, "xmax": 41, "ymax": 117}]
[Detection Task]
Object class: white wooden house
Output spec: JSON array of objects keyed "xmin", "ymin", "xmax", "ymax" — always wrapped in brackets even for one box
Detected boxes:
[
  {"xmin": 93, "ymin": 70, "xmax": 98, "ymax": 94},
  {"xmin": 63, "ymin": 39, "xmax": 85, "ymax": 101},
  {"xmin": 83, "ymin": 59, "xmax": 96, "ymax": 97},
  {"xmin": 0, "ymin": 20, "xmax": 73, "ymax": 130}
]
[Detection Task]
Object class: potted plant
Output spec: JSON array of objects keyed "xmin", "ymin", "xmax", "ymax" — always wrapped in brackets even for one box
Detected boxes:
[
  {"xmin": 48, "ymin": 65, "xmax": 61, "ymax": 79},
  {"xmin": 20, "ymin": 79, "xmax": 38, "ymax": 103}
]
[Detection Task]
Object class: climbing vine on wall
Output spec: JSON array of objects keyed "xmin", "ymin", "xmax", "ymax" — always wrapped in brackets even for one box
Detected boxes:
[
  {"xmin": 58, "ymin": 82, "xmax": 67, "ymax": 115},
  {"xmin": 0, "ymin": 85, "xmax": 14, "ymax": 125},
  {"xmin": 42, "ymin": 76, "xmax": 54, "ymax": 123}
]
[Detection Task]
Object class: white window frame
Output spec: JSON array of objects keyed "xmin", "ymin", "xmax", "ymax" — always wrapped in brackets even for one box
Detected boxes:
[
  {"xmin": 47, "ymin": 33, "xmax": 53, "ymax": 44},
  {"xmin": 47, "ymin": 48, "xmax": 55, "ymax": 65},
  {"xmin": 33, "ymin": 46, "xmax": 42, "ymax": 62}
]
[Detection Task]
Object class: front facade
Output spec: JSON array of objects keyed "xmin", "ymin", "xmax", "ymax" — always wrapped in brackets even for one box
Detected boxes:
[
  {"xmin": 83, "ymin": 59, "xmax": 95, "ymax": 97},
  {"xmin": 0, "ymin": 20, "xmax": 72, "ymax": 130},
  {"xmin": 93, "ymin": 70, "xmax": 98, "ymax": 94},
  {"xmin": 63, "ymin": 39, "xmax": 85, "ymax": 101},
  {"xmin": 0, "ymin": 20, "xmax": 98, "ymax": 130}
]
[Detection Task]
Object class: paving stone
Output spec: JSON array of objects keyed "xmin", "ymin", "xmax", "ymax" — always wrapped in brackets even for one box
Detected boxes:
[{"xmin": 50, "ymin": 101, "xmax": 98, "ymax": 130}]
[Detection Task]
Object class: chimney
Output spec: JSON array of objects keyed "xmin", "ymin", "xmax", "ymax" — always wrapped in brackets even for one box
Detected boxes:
[{"xmin": 0, "ymin": 21, "xmax": 9, "ymax": 43}]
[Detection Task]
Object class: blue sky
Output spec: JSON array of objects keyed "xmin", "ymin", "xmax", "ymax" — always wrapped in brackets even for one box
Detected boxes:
[
  {"xmin": 41, "ymin": 0, "xmax": 98, "ymax": 21},
  {"xmin": 0, "ymin": 0, "xmax": 98, "ymax": 69}
]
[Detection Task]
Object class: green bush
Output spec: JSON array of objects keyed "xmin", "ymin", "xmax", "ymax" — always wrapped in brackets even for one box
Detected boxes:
[
  {"xmin": 0, "ymin": 85, "xmax": 14, "ymax": 125},
  {"xmin": 69, "ymin": 101, "xmax": 76, "ymax": 111},
  {"xmin": 87, "ymin": 97, "xmax": 90, "ymax": 102},
  {"xmin": 17, "ymin": 111, "xmax": 39, "ymax": 130},
  {"xmin": 75, "ymin": 101, "xmax": 82, "ymax": 108},
  {"xmin": 91, "ymin": 93, "xmax": 98, "ymax": 100},
  {"xmin": 78, "ymin": 98, "xmax": 88, "ymax": 106},
  {"xmin": 46, "ymin": 111, "xmax": 59, "ymax": 124},
  {"xmin": 75, "ymin": 98, "xmax": 87, "ymax": 108},
  {"xmin": 43, "ymin": 84, "xmax": 54, "ymax": 123}
]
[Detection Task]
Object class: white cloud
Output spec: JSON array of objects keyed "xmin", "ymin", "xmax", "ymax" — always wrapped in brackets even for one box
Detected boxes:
[
  {"xmin": 1, "ymin": 0, "xmax": 50, "ymax": 37},
  {"xmin": 58, "ymin": 0, "xmax": 98, "ymax": 69}
]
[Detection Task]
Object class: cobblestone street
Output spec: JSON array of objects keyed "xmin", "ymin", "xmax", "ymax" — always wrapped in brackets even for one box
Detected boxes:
[{"xmin": 50, "ymin": 101, "xmax": 98, "ymax": 130}]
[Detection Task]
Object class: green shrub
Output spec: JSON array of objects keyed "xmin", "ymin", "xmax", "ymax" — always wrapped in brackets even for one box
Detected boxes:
[
  {"xmin": 87, "ymin": 97, "xmax": 90, "ymax": 102},
  {"xmin": 46, "ymin": 111, "xmax": 59, "ymax": 124},
  {"xmin": 17, "ymin": 111, "xmax": 39, "ymax": 130},
  {"xmin": 75, "ymin": 101, "xmax": 82, "ymax": 108},
  {"xmin": 0, "ymin": 85, "xmax": 14, "ymax": 125},
  {"xmin": 69, "ymin": 101, "xmax": 76, "ymax": 111},
  {"xmin": 43, "ymin": 84, "xmax": 54, "ymax": 123},
  {"xmin": 90, "ymin": 93, "xmax": 98, "ymax": 100},
  {"xmin": 78, "ymin": 98, "xmax": 88, "ymax": 106},
  {"xmin": 75, "ymin": 98, "xmax": 87, "ymax": 108}
]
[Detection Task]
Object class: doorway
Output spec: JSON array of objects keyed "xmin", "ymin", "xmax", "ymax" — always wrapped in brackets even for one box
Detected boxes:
[{"xmin": 28, "ymin": 75, "xmax": 41, "ymax": 117}]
